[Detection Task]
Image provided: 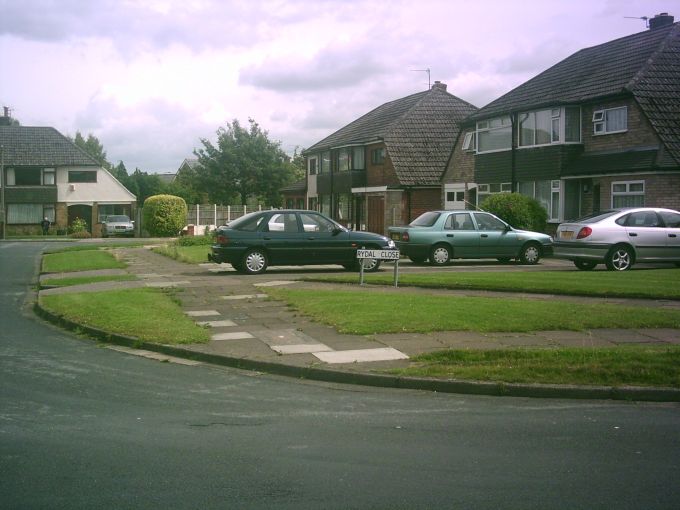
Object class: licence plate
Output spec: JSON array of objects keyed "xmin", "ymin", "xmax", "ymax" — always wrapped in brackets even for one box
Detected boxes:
[{"xmin": 560, "ymin": 231, "xmax": 574, "ymax": 240}]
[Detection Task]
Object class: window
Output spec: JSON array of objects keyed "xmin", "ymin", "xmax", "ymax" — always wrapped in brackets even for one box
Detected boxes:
[
  {"xmin": 593, "ymin": 106, "xmax": 627, "ymax": 134},
  {"xmin": 308, "ymin": 197, "xmax": 318, "ymax": 211},
  {"xmin": 319, "ymin": 194, "xmax": 331, "ymax": 217},
  {"xmin": 618, "ymin": 211, "xmax": 660, "ymax": 227},
  {"xmin": 15, "ymin": 167, "xmax": 42, "ymax": 185},
  {"xmin": 320, "ymin": 152, "xmax": 331, "ymax": 174},
  {"xmin": 612, "ymin": 180, "xmax": 644, "ymax": 208},
  {"xmin": 473, "ymin": 212, "xmax": 507, "ymax": 231},
  {"xmin": 564, "ymin": 107, "xmax": 581, "ymax": 142},
  {"xmin": 43, "ymin": 168, "xmax": 56, "ymax": 185},
  {"xmin": 335, "ymin": 193, "xmax": 351, "ymax": 221},
  {"xmin": 476, "ymin": 116, "xmax": 511, "ymax": 153},
  {"xmin": 353, "ymin": 147, "xmax": 365, "ymax": 170},
  {"xmin": 299, "ymin": 212, "xmax": 339, "ymax": 233},
  {"xmin": 462, "ymin": 132, "xmax": 475, "ymax": 151},
  {"xmin": 660, "ymin": 211, "xmax": 680, "ymax": 228},
  {"xmin": 337, "ymin": 148, "xmax": 350, "ymax": 172},
  {"xmin": 518, "ymin": 108, "xmax": 582, "ymax": 147},
  {"xmin": 445, "ymin": 212, "xmax": 475, "ymax": 231},
  {"xmin": 43, "ymin": 205, "xmax": 55, "ymax": 223},
  {"xmin": 68, "ymin": 170, "xmax": 97, "ymax": 183},
  {"xmin": 98, "ymin": 204, "xmax": 130, "ymax": 222},
  {"xmin": 7, "ymin": 203, "xmax": 43, "ymax": 224},
  {"xmin": 371, "ymin": 148, "xmax": 385, "ymax": 164},
  {"xmin": 519, "ymin": 180, "xmax": 560, "ymax": 221},
  {"xmin": 446, "ymin": 191, "xmax": 465, "ymax": 202},
  {"xmin": 308, "ymin": 158, "xmax": 317, "ymax": 175}
]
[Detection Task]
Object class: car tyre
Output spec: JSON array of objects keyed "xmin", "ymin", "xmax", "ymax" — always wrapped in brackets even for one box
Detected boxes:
[
  {"xmin": 242, "ymin": 249, "xmax": 268, "ymax": 274},
  {"xmin": 574, "ymin": 260, "xmax": 597, "ymax": 271},
  {"xmin": 430, "ymin": 244, "xmax": 451, "ymax": 266},
  {"xmin": 359, "ymin": 258, "xmax": 381, "ymax": 272},
  {"xmin": 605, "ymin": 245, "xmax": 633, "ymax": 271},
  {"xmin": 519, "ymin": 243, "xmax": 541, "ymax": 265}
]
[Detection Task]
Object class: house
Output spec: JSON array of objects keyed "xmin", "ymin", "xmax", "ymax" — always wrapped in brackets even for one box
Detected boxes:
[
  {"xmin": 304, "ymin": 81, "xmax": 478, "ymax": 234},
  {"xmin": 280, "ymin": 178, "xmax": 307, "ymax": 209},
  {"xmin": 0, "ymin": 124, "xmax": 136, "ymax": 236},
  {"xmin": 443, "ymin": 13, "xmax": 680, "ymax": 229}
]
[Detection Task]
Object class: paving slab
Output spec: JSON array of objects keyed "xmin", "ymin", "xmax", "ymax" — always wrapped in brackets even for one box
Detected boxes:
[
  {"xmin": 196, "ymin": 320, "xmax": 237, "ymax": 327},
  {"xmin": 270, "ymin": 343, "xmax": 333, "ymax": 354},
  {"xmin": 185, "ymin": 310, "xmax": 221, "ymax": 317},
  {"xmin": 212, "ymin": 332, "xmax": 255, "ymax": 341},
  {"xmin": 314, "ymin": 348, "xmax": 409, "ymax": 364}
]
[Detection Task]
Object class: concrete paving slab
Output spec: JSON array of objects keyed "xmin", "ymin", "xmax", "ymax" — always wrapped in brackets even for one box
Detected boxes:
[
  {"xmin": 196, "ymin": 320, "xmax": 237, "ymax": 327},
  {"xmin": 252, "ymin": 328, "xmax": 319, "ymax": 346},
  {"xmin": 314, "ymin": 348, "xmax": 409, "ymax": 364},
  {"xmin": 640, "ymin": 329, "xmax": 680, "ymax": 343},
  {"xmin": 271, "ymin": 343, "xmax": 333, "ymax": 354},
  {"xmin": 253, "ymin": 280, "xmax": 298, "ymax": 287},
  {"xmin": 592, "ymin": 329, "xmax": 664, "ymax": 344},
  {"xmin": 185, "ymin": 310, "xmax": 221, "ymax": 317},
  {"xmin": 212, "ymin": 332, "xmax": 255, "ymax": 341},
  {"xmin": 221, "ymin": 294, "xmax": 268, "ymax": 300}
]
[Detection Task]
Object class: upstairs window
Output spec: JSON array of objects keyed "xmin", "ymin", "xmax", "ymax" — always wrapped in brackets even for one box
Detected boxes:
[
  {"xmin": 371, "ymin": 147, "xmax": 385, "ymax": 164},
  {"xmin": 337, "ymin": 148, "xmax": 350, "ymax": 172},
  {"xmin": 308, "ymin": 158, "xmax": 317, "ymax": 176},
  {"xmin": 14, "ymin": 167, "xmax": 42, "ymax": 185},
  {"xmin": 593, "ymin": 106, "xmax": 627, "ymax": 135},
  {"xmin": 352, "ymin": 147, "xmax": 365, "ymax": 170},
  {"xmin": 320, "ymin": 151, "xmax": 331, "ymax": 174},
  {"xmin": 462, "ymin": 132, "xmax": 476, "ymax": 151},
  {"xmin": 43, "ymin": 168, "xmax": 56, "ymax": 185},
  {"xmin": 476, "ymin": 117, "xmax": 512, "ymax": 153},
  {"xmin": 68, "ymin": 170, "xmax": 97, "ymax": 183},
  {"xmin": 519, "ymin": 107, "xmax": 581, "ymax": 147}
]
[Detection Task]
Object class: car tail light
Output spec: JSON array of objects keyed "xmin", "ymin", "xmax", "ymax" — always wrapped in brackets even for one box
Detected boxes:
[
  {"xmin": 217, "ymin": 234, "xmax": 229, "ymax": 244},
  {"xmin": 576, "ymin": 227, "xmax": 592, "ymax": 239},
  {"xmin": 402, "ymin": 232, "xmax": 410, "ymax": 242}
]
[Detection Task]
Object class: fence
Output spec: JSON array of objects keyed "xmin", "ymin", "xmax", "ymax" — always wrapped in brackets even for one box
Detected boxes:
[{"xmin": 186, "ymin": 204, "xmax": 276, "ymax": 227}]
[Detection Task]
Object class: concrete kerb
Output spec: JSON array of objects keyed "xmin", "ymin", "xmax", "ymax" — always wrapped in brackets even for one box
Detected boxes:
[{"xmin": 33, "ymin": 301, "xmax": 680, "ymax": 402}]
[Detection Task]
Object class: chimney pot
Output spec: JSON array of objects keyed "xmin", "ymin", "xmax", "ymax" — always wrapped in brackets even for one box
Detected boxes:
[
  {"xmin": 649, "ymin": 12, "xmax": 674, "ymax": 30},
  {"xmin": 432, "ymin": 81, "xmax": 447, "ymax": 91}
]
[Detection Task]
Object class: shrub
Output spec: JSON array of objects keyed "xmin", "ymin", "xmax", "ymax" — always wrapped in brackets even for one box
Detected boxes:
[
  {"xmin": 70, "ymin": 230, "xmax": 92, "ymax": 239},
  {"xmin": 480, "ymin": 193, "xmax": 548, "ymax": 232},
  {"xmin": 143, "ymin": 195, "xmax": 188, "ymax": 237},
  {"xmin": 68, "ymin": 217, "xmax": 89, "ymax": 234}
]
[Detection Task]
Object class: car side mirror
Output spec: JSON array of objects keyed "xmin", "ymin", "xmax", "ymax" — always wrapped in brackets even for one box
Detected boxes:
[{"xmin": 332, "ymin": 227, "xmax": 343, "ymax": 236}]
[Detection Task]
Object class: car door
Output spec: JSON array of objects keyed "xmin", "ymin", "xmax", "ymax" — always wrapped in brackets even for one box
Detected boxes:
[
  {"xmin": 621, "ymin": 211, "xmax": 668, "ymax": 260},
  {"xmin": 442, "ymin": 212, "xmax": 479, "ymax": 258},
  {"xmin": 261, "ymin": 213, "xmax": 308, "ymax": 264},
  {"xmin": 659, "ymin": 210, "xmax": 680, "ymax": 260},
  {"xmin": 472, "ymin": 212, "xmax": 517, "ymax": 257},
  {"xmin": 299, "ymin": 212, "xmax": 351, "ymax": 263}
]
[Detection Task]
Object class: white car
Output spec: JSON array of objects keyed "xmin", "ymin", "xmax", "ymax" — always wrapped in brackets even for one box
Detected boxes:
[
  {"xmin": 102, "ymin": 215, "xmax": 135, "ymax": 237},
  {"xmin": 554, "ymin": 207, "xmax": 680, "ymax": 271}
]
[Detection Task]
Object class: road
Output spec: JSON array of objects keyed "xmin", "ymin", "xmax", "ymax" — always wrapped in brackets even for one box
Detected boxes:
[{"xmin": 2, "ymin": 241, "xmax": 679, "ymax": 509}]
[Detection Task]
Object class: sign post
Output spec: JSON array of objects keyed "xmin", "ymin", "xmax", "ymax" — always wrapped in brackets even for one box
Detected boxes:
[{"xmin": 356, "ymin": 248, "xmax": 400, "ymax": 287}]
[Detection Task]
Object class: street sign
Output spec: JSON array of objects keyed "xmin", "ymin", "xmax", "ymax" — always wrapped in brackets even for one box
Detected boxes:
[{"xmin": 356, "ymin": 249, "xmax": 400, "ymax": 260}]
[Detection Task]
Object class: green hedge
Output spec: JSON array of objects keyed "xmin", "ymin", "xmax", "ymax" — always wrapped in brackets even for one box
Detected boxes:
[
  {"xmin": 143, "ymin": 195, "xmax": 188, "ymax": 237},
  {"xmin": 481, "ymin": 193, "xmax": 547, "ymax": 232}
]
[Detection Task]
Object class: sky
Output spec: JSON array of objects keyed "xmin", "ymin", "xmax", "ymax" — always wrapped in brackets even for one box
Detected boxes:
[{"xmin": 0, "ymin": 0, "xmax": 675, "ymax": 173}]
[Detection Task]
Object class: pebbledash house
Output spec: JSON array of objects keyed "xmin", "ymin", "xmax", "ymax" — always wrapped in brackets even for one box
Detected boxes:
[
  {"xmin": 442, "ymin": 13, "xmax": 680, "ymax": 229},
  {"xmin": 0, "ymin": 124, "xmax": 136, "ymax": 236}
]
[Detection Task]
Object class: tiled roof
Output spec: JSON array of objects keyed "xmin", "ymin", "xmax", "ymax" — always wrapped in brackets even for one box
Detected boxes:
[
  {"xmin": 306, "ymin": 85, "xmax": 478, "ymax": 186},
  {"xmin": 0, "ymin": 126, "xmax": 99, "ymax": 167},
  {"xmin": 280, "ymin": 178, "xmax": 307, "ymax": 193},
  {"xmin": 469, "ymin": 23, "xmax": 680, "ymax": 164}
]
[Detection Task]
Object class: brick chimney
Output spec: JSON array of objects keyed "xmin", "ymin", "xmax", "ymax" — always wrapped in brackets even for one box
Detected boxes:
[
  {"xmin": 0, "ymin": 106, "xmax": 11, "ymax": 126},
  {"xmin": 431, "ymin": 81, "xmax": 447, "ymax": 92},
  {"xmin": 649, "ymin": 12, "xmax": 674, "ymax": 30}
]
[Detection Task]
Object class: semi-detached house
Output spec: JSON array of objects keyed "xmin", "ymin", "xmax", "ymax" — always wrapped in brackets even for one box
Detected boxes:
[{"xmin": 443, "ymin": 13, "xmax": 680, "ymax": 228}]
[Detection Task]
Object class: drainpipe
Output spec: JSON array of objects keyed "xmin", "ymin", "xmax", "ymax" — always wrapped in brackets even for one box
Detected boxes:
[
  {"xmin": 0, "ymin": 145, "xmax": 5, "ymax": 240},
  {"xmin": 510, "ymin": 113, "xmax": 517, "ymax": 191}
]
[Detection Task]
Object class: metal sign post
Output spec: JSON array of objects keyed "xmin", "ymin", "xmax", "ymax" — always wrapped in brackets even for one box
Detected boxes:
[{"xmin": 356, "ymin": 248, "xmax": 400, "ymax": 287}]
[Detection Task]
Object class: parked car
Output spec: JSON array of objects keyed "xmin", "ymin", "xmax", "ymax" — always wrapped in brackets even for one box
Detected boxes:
[
  {"xmin": 208, "ymin": 210, "xmax": 396, "ymax": 274},
  {"xmin": 388, "ymin": 210, "xmax": 553, "ymax": 265},
  {"xmin": 101, "ymin": 215, "xmax": 135, "ymax": 237},
  {"xmin": 554, "ymin": 207, "xmax": 680, "ymax": 271}
]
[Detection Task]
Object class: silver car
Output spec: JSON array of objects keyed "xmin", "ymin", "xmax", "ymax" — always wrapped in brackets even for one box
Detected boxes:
[
  {"xmin": 101, "ymin": 215, "xmax": 135, "ymax": 237},
  {"xmin": 554, "ymin": 207, "xmax": 680, "ymax": 271}
]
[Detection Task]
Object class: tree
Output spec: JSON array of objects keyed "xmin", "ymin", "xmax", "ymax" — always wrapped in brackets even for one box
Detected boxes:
[
  {"xmin": 72, "ymin": 132, "xmax": 111, "ymax": 169},
  {"xmin": 194, "ymin": 118, "xmax": 298, "ymax": 206},
  {"xmin": 480, "ymin": 193, "xmax": 548, "ymax": 232}
]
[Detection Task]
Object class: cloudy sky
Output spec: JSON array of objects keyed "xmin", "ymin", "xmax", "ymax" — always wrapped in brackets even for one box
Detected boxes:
[{"xmin": 0, "ymin": 0, "xmax": 674, "ymax": 173}]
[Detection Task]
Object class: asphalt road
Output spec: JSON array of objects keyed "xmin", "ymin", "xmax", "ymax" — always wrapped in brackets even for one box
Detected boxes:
[{"xmin": 2, "ymin": 241, "xmax": 680, "ymax": 509}]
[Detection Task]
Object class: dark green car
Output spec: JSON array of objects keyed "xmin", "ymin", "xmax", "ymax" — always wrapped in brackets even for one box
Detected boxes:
[
  {"xmin": 209, "ymin": 210, "xmax": 396, "ymax": 274},
  {"xmin": 388, "ymin": 210, "xmax": 553, "ymax": 265}
]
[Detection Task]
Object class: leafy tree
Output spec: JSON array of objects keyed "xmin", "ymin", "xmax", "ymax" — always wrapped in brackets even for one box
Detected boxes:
[
  {"xmin": 72, "ymin": 132, "xmax": 111, "ymax": 169},
  {"xmin": 480, "ymin": 193, "xmax": 548, "ymax": 232},
  {"xmin": 195, "ymin": 118, "xmax": 298, "ymax": 206},
  {"xmin": 129, "ymin": 169, "xmax": 164, "ymax": 205}
]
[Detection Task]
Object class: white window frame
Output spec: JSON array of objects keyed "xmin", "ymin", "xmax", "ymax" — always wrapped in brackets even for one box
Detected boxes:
[
  {"xmin": 476, "ymin": 117, "xmax": 512, "ymax": 154},
  {"xmin": 308, "ymin": 157, "xmax": 317, "ymax": 176},
  {"xmin": 462, "ymin": 132, "xmax": 475, "ymax": 151},
  {"xmin": 611, "ymin": 180, "xmax": 644, "ymax": 208},
  {"xmin": 43, "ymin": 168, "xmax": 56, "ymax": 185},
  {"xmin": 593, "ymin": 106, "xmax": 628, "ymax": 135},
  {"xmin": 518, "ymin": 107, "xmax": 582, "ymax": 148}
]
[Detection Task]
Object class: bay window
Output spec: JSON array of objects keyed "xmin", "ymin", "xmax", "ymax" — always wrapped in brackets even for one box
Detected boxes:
[{"xmin": 519, "ymin": 107, "xmax": 581, "ymax": 147}]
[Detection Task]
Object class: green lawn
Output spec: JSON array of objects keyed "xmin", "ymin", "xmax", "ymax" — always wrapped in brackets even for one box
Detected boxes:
[
  {"xmin": 152, "ymin": 244, "xmax": 211, "ymax": 264},
  {"xmin": 40, "ymin": 288, "xmax": 209, "ymax": 344},
  {"xmin": 265, "ymin": 288, "xmax": 680, "ymax": 334},
  {"xmin": 41, "ymin": 274, "xmax": 137, "ymax": 288},
  {"xmin": 42, "ymin": 250, "xmax": 127, "ymax": 273},
  {"xmin": 308, "ymin": 268, "xmax": 680, "ymax": 300},
  {"xmin": 390, "ymin": 346, "xmax": 680, "ymax": 388}
]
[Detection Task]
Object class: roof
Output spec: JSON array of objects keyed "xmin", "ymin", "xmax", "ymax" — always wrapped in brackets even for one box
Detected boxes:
[
  {"xmin": 469, "ymin": 22, "xmax": 680, "ymax": 165},
  {"xmin": 306, "ymin": 84, "xmax": 478, "ymax": 186},
  {"xmin": 156, "ymin": 172, "xmax": 176, "ymax": 184},
  {"xmin": 280, "ymin": 178, "xmax": 307, "ymax": 193},
  {"xmin": 0, "ymin": 126, "xmax": 99, "ymax": 167}
]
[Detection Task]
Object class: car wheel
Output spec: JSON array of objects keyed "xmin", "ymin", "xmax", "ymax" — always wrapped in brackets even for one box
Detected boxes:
[
  {"xmin": 605, "ymin": 245, "xmax": 633, "ymax": 271},
  {"xmin": 574, "ymin": 260, "xmax": 597, "ymax": 271},
  {"xmin": 497, "ymin": 257, "xmax": 512, "ymax": 263},
  {"xmin": 430, "ymin": 244, "xmax": 451, "ymax": 266},
  {"xmin": 519, "ymin": 243, "xmax": 541, "ymax": 265},
  {"xmin": 360, "ymin": 258, "xmax": 381, "ymax": 272},
  {"xmin": 409, "ymin": 256, "xmax": 426, "ymax": 264},
  {"xmin": 242, "ymin": 249, "xmax": 268, "ymax": 274}
]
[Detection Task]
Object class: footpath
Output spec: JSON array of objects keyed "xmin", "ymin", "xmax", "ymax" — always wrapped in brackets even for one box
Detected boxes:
[{"xmin": 37, "ymin": 246, "xmax": 680, "ymax": 402}]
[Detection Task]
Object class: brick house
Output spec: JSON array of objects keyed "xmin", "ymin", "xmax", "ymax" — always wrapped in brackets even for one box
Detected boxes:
[
  {"xmin": 303, "ymin": 81, "xmax": 478, "ymax": 234},
  {"xmin": 443, "ymin": 13, "xmax": 680, "ymax": 229},
  {"xmin": 0, "ymin": 124, "xmax": 136, "ymax": 236}
]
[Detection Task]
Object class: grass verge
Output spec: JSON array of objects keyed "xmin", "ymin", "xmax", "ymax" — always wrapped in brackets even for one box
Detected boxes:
[
  {"xmin": 41, "ymin": 274, "xmax": 137, "ymax": 288},
  {"xmin": 307, "ymin": 268, "xmax": 680, "ymax": 300},
  {"xmin": 265, "ymin": 288, "xmax": 680, "ymax": 334},
  {"xmin": 152, "ymin": 244, "xmax": 211, "ymax": 264},
  {"xmin": 40, "ymin": 288, "xmax": 209, "ymax": 344},
  {"xmin": 42, "ymin": 250, "xmax": 126, "ymax": 273},
  {"xmin": 389, "ymin": 346, "xmax": 680, "ymax": 388}
]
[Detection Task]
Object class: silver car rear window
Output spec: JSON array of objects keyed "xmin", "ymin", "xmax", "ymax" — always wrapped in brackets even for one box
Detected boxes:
[{"xmin": 573, "ymin": 210, "xmax": 619, "ymax": 223}]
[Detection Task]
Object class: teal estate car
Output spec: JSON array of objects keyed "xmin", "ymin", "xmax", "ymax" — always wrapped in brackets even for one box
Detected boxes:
[
  {"xmin": 388, "ymin": 210, "xmax": 553, "ymax": 265},
  {"xmin": 209, "ymin": 210, "xmax": 396, "ymax": 274}
]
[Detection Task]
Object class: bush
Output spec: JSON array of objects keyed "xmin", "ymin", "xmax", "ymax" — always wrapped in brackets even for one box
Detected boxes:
[
  {"xmin": 143, "ymin": 195, "xmax": 188, "ymax": 237},
  {"xmin": 480, "ymin": 193, "xmax": 548, "ymax": 232},
  {"xmin": 70, "ymin": 230, "xmax": 92, "ymax": 239},
  {"xmin": 69, "ymin": 217, "xmax": 88, "ymax": 234},
  {"xmin": 176, "ymin": 231, "xmax": 216, "ymax": 246}
]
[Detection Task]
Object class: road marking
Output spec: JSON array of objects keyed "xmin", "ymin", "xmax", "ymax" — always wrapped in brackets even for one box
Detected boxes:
[
  {"xmin": 313, "ymin": 348, "xmax": 409, "ymax": 364},
  {"xmin": 196, "ymin": 320, "xmax": 237, "ymax": 327},
  {"xmin": 212, "ymin": 332, "xmax": 254, "ymax": 340},
  {"xmin": 186, "ymin": 310, "xmax": 221, "ymax": 317},
  {"xmin": 221, "ymin": 294, "xmax": 268, "ymax": 300},
  {"xmin": 270, "ymin": 343, "xmax": 334, "ymax": 354}
]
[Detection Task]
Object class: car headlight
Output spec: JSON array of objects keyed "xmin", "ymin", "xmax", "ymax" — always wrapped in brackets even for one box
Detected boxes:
[{"xmin": 387, "ymin": 240, "xmax": 396, "ymax": 249}]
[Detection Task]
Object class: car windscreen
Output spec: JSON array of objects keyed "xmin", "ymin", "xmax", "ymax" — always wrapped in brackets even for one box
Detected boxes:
[
  {"xmin": 228, "ymin": 212, "xmax": 266, "ymax": 231},
  {"xmin": 572, "ymin": 210, "xmax": 619, "ymax": 223},
  {"xmin": 409, "ymin": 211, "xmax": 441, "ymax": 227},
  {"xmin": 107, "ymin": 215, "xmax": 130, "ymax": 222}
]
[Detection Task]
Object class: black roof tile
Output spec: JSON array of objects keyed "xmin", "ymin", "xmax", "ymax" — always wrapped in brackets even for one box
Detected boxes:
[{"xmin": 0, "ymin": 126, "xmax": 99, "ymax": 167}]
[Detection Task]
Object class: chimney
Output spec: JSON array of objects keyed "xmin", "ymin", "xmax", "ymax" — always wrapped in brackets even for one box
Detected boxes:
[
  {"xmin": 0, "ymin": 106, "xmax": 10, "ymax": 126},
  {"xmin": 432, "ymin": 81, "xmax": 447, "ymax": 92},
  {"xmin": 649, "ymin": 12, "xmax": 674, "ymax": 30}
]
